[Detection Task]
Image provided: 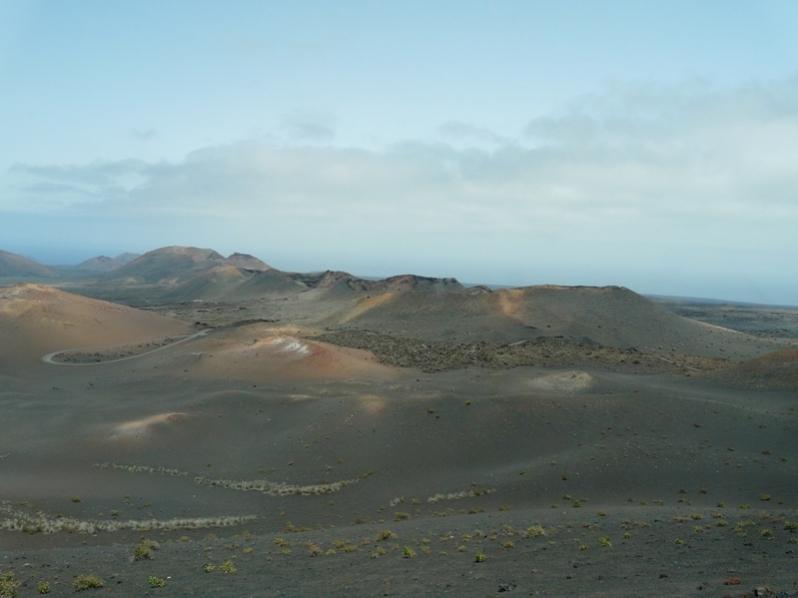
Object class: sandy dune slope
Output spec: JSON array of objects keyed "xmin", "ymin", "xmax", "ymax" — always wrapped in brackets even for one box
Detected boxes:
[{"xmin": 0, "ymin": 284, "xmax": 189, "ymax": 368}]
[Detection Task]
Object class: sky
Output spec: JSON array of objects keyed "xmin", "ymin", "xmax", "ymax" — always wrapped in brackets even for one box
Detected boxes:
[{"xmin": 2, "ymin": 1, "xmax": 798, "ymax": 304}]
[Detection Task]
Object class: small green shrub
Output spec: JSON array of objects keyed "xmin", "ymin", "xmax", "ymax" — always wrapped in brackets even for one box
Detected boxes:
[
  {"xmin": 133, "ymin": 538, "xmax": 160, "ymax": 560},
  {"xmin": 525, "ymin": 525, "xmax": 546, "ymax": 538},
  {"xmin": 474, "ymin": 551, "xmax": 486, "ymax": 563},
  {"xmin": 402, "ymin": 546, "xmax": 416, "ymax": 559},
  {"xmin": 73, "ymin": 575, "xmax": 104, "ymax": 591},
  {"xmin": 0, "ymin": 571, "xmax": 21, "ymax": 598},
  {"xmin": 37, "ymin": 581, "xmax": 50, "ymax": 595},
  {"xmin": 598, "ymin": 536, "xmax": 612, "ymax": 548},
  {"xmin": 147, "ymin": 576, "xmax": 166, "ymax": 588}
]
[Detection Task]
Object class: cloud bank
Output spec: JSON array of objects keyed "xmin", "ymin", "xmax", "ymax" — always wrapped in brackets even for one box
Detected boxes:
[{"xmin": 3, "ymin": 79, "xmax": 798, "ymax": 302}]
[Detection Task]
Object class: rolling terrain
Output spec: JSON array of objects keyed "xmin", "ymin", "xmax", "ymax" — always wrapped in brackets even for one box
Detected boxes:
[
  {"xmin": 0, "ymin": 246, "xmax": 796, "ymax": 597},
  {"xmin": 0, "ymin": 250, "xmax": 54, "ymax": 278}
]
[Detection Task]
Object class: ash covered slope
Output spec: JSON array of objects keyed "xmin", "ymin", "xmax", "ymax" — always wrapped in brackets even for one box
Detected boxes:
[
  {"xmin": 328, "ymin": 281, "xmax": 780, "ymax": 359},
  {"xmin": 728, "ymin": 348, "xmax": 798, "ymax": 388}
]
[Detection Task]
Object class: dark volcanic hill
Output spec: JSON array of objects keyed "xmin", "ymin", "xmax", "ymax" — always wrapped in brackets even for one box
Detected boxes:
[
  {"xmin": 0, "ymin": 249, "xmax": 55, "ymax": 278},
  {"xmin": 88, "ymin": 246, "xmax": 301, "ymax": 302},
  {"xmin": 109, "ymin": 246, "xmax": 227, "ymax": 283},
  {"xmin": 76, "ymin": 252, "xmax": 140, "ymax": 272},
  {"xmin": 323, "ymin": 283, "xmax": 781, "ymax": 359}
]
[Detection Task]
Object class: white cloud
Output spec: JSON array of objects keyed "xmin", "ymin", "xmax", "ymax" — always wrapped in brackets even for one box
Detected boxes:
[{"xmin": 3, "ymin": 79, "xmax": 798, "ymax": 301}]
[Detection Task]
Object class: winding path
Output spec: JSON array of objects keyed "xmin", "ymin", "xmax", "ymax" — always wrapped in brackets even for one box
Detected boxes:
[{"xmin": 41, "ymin": 329, "xmax": 211, "ymax": 366}]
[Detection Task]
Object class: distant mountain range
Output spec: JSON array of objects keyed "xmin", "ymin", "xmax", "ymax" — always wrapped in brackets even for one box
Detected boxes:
[{"xmin": 0, "ymin": 245, "xmax": 790, "ymax": 364}]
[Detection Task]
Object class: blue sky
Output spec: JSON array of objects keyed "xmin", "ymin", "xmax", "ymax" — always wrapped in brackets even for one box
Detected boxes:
[{"xmin": 2, "ymin": 1, "xmax": 798, "ymax": 303}]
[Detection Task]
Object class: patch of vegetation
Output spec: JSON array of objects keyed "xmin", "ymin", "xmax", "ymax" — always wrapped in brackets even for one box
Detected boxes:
[
  {"xmin": 73, "ymin": 575, "xmax": 104, "ymax": 591},
  {"xmin": 598, "ymin": 536, "xmax": 612, "ymax": 548},
  {"xmin": 133, "ymin": 538, "xmax": 160, "ymax": 560},
  {"xmin": 525, "ymin": 525, "xmax": 547, "ymax": 538},
  {"xmin": 282, "ymin": 521, "xmax": 313, "ymax": 533},
  {"xmin": 147, "ymin": 576, "xmax": 166, "ymax": 588},
  {"xmin": 402, "ymin": 546, "xmax": 416, "ymax": 559},
  {"xmin": 0, "ymin": 571, "xmax": 21, "ymax": 598},
  {"xmin": 36, "ymin": 581, "xmax": 50, "ymax": 595},
  {"xmin": 370, "ymin": 546, "xmax": 387, "ymax": 559},
  {"xmin": 474, "ymin": 551, "xmax": 486, "ymax": 563},
  {"xmin": 203, "ymin": 560, "xmax": 237, "ymax": 574},
  {"xmin": 394, "ymin": 512, "xmax": 410, "ymax": 521},
  {"xmin": 333, "ymin": 540, "xmax": 358, "ymax": 553},
  {"xmin": 377, "ymin": 529, "xmax": 396, "ymax": 540}
]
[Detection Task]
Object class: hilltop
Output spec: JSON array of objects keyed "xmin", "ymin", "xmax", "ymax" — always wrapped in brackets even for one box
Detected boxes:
[
  {"xmin": 76, "ymin": 252, "xmax": 140, "ymax": 272},
  {"xmin": 0, "ymin": 249, "xmax": 54, "ymax": 278}
]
